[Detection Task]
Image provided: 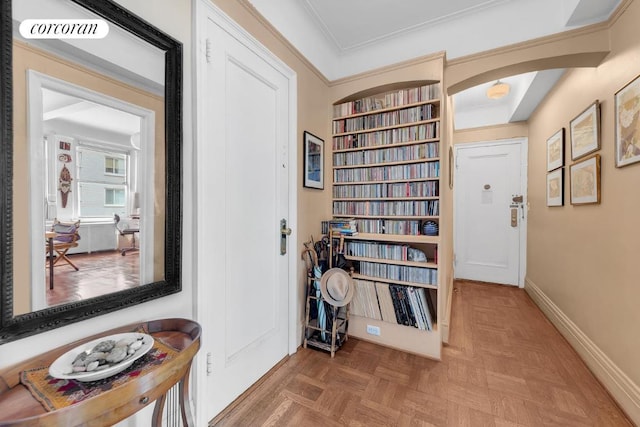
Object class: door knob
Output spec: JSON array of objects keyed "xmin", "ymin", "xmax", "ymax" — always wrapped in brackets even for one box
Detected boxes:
[
  {"xmin": 281, "ymin": 224, "xmax": 292, "ymax": 236},
  {"xmin": 280, "ymin": 219, "xmax": 292, "ymax": 255}
]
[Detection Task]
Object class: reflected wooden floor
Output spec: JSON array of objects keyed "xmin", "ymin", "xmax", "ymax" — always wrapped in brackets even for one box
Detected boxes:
[
  {"xmin": 46, "ymin": 251, "xmax": 140, "ymax": 307},
  {"xmin": 211, "ymin": 280, "xmax": 633, "ymax": 426}
]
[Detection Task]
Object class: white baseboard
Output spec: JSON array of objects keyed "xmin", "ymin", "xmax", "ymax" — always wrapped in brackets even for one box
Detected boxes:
[{"xmin": 525, "ymin": 278, "xmax": 640, "ymax": 425}]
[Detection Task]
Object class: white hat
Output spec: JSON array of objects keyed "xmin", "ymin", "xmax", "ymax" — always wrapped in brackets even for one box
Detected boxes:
[{"xmin": 320, "ymin": 268, "xmax": 354, "ymax": 307}]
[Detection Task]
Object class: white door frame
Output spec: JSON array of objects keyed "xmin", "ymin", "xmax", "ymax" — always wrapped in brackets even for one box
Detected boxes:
[
  {"xmin": 192, "ymin": 0, "xmax": 298, "ymax": 425},
  {"xmin": 453, "ymin": 137, "xmax": 528, "ymax": 287},
  {"xmin": 27, "ymin": 70, "xmax": 156, "ymax": 311}
]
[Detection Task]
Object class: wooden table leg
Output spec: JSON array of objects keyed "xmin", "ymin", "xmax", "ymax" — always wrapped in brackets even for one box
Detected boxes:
[
  {"xmin": 48, "ymin": 236, "xmax": 54, "ymax": 290},
  {"xmin": 151, "ymin": 393, "xmax": 167, "ymax": 427},
  {"xmin": 180, "ymin": 365, "xmax": 194, "ymax": 426},
  {"xmin": 151, "ymin": 367, "xmax": 194, "ymax": 427}
]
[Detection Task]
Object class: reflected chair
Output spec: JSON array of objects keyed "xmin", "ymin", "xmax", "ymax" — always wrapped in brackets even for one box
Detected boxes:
[
  {"xmin": 114, "ymin": 214, "xmax": 139, "ymax": 256},
  {"xmin": 47, "ymin": 219, "xmax": 81, "ymax": 271}
]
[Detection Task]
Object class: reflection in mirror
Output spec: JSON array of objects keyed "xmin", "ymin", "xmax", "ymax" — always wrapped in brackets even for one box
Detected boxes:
[
  {"xmin": 1, "ymin": 0, "xmax": 182, "ymax": 343},
  {"xmin": 25, "ymin": 74, "xmax": 157, "ymax": 312},
  {"xmin": 13, "ymin": 0, "xmax": 164, "ymax": 315}
]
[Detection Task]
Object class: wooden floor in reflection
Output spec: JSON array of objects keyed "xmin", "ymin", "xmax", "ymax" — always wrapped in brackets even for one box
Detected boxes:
[{"xmin": 46, "ymin": 251, "xmax": 140, "ymax": 307}]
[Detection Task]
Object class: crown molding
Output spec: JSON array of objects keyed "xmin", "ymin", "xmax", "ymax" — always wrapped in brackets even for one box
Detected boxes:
[
  {"xmin": 607, "ymin": 0, "xmax": 634, "ymax": 28},
  {"xmin": 237, "ymin": 0, "xmax": 329, "ymax": 85},
  {"xmin": 447, "ymin": 21, "xmax": 609, "ymax": 69},
  {"xmin": 328, "ymin": 51, "xmax": 446, "ymax": 87},
  {"xmin": 447, "ymin": 0, "xmax": 631, "ymax": 68}
]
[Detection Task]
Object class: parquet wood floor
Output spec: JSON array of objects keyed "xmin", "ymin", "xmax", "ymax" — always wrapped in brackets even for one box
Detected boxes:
[
  {"xmin": 211, "ymin": 280, "xmax": 633, "ymax": 426},
  {"xmin": 45, "ymin": 251, "xmax": 140, "ymax": 307}
]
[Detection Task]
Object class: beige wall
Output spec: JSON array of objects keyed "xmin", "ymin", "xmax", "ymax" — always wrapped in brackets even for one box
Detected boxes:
[
  {"xmin": 527, "ymin": 0, "xmax": 640, "ymax": 387},
  {"xmin": 453, "ymin": 122, "xmax": 528, "ymax": 145}
]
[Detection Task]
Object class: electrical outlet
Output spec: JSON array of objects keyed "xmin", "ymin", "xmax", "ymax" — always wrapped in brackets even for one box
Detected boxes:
[{"xmin": 366, "ymin": 325, "xmax": 380, "ymax": 336}]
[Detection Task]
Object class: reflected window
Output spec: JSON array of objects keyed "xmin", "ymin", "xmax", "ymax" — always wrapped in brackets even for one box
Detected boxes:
[
  {"xmin": 105, "ymin": 157, "xmax": 125, "ymax": 176},
  {"xmin": 105, "ymin": 188, "xmax": 126, "ymax": 206},
  {"xmin": 77, "ymin": 146, "xmax": 130, "ymax": 218}
]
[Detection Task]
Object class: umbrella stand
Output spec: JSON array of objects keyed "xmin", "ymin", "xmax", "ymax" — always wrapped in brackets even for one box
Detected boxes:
[{"xmin": 302, "ymin": 245, "xmax": 327, "ymax": 342}]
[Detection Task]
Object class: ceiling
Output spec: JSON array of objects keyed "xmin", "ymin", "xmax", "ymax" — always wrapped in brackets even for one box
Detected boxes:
[
  {"xmin": 247, "ymin": 0, "xmax": 622, "ymax": 129},
  {"xmin": 42, "ymin": 88, "xmax": 141, "ymax": 141}
]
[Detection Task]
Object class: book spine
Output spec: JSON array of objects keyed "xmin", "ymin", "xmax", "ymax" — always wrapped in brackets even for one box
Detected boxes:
[{"xmin": 389, "ymin": 285, "xmax": 408, "ymax": 326}]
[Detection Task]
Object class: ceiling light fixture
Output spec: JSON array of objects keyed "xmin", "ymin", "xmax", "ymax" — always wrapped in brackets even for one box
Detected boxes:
[{"xmin": 486, "ymin": 80, "xmax": 510, "ymax": 99}]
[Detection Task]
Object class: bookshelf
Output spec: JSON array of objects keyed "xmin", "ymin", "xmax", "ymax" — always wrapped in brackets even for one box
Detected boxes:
[{"xmin": 331, "ymin": 82, "xmax": 442, "ymax": 359}]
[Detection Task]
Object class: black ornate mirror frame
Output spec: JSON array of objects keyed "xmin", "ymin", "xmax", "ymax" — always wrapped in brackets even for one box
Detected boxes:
[{"xmin": 0, "ymin": 0, "xmax": 182, "ymax": 344}]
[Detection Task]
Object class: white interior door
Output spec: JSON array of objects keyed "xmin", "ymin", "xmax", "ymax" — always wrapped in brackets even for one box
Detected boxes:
[
  {"xmin": 196, "ymin": 6, "xmax": 295, "ymax": 421},
  {"xmin": 454, "ymin": 139, "xmax": 527, "ymax": 286}
]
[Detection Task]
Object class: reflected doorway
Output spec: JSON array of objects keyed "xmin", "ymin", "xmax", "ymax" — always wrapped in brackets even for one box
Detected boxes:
[{"xmin": 28, "ymin": 71, "xmax": 156, "ymax": 312}]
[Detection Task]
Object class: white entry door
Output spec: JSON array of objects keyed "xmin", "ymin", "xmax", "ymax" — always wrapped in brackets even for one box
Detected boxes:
[
  {"xmin": 196, "ymin": 3, "xmax": 297, "ymax": 421},
  {"xmin": 454, "ymin": 139, "xmax": 527, "ymax": 286}
]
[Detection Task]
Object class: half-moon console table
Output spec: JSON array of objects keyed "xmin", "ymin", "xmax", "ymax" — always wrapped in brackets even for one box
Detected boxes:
[{"xmin": 0, "ymin": 318, "xmax": 201, "ymax": 426}]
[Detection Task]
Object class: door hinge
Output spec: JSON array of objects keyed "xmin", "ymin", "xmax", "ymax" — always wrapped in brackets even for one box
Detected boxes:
[
  {"xmin": 206, "ymin": 352, "xmax": 212, "ymax": 375},
  {"xmin": 453, "ymin": 253, "xmax": 457, "ymax": 266},
  {"xmin": 205, "ymin": 38, "xmax": 212, "ymax": 63}
]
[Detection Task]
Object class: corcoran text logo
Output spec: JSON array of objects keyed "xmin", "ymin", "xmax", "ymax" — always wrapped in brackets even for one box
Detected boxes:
[{"xmin": 19, "ymin": 19, "xmax": 109, "ymax": 39}]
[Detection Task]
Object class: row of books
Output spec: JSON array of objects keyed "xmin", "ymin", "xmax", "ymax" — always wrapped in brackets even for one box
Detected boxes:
[
  {"xmin": 333, "ymin": 142, "xmax": 439, "ymax": 167},
  {"xmin": 345, "ymin": 241, "xmax": 413, "ymax": 261},
  {"xmin": 326, "ymin": 218, "xmax": 357, "ymax": 235},
  {"xmin": 333, "ymin": 200, "xmax": 439, "ymax": 217},
  {"xmin": 332, "ymin": 84, "xmax": 441, "ymax": 118},
  {"xmin": 333, "ymin": 123, "xmax": 440, "ymax": 150},
  {"xmin": 359, "ymin": 261, "xmax": 437, "ymax": 285},
  {"xmin": 333, "ymin": 162, "xmax": 440, "ymax": 183},
  {"xmin": 333, "ymin": 181, "xmax": 439, "ymax": 199},
  {"xmin": 350, "ymin": 280, "xmax": 436, "ymax": 331},
  {"xmin": 333, "ymin": 104, "xmax": 437, "ymax": 134},
  {"xmin": 355, "ymin": 219, "xmax": 421, "ymax": 235}
]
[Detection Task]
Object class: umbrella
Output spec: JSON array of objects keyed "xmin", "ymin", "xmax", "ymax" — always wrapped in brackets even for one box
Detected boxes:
[
  {"xmin": 309, "ymin": 249, "xmax": 327, "ymax": 342},
  {"xmin": 313, "ymin": 264, "xmax": 327, "ymax": 341},
  {"xmin": 303, "ymin": 244, "xmax": 327, "ymax": 342}
]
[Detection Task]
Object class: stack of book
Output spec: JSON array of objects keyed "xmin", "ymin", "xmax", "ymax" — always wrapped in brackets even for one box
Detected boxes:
[
  {"xmin": 350, "ymin": 280, "xmax": 436, "ymax": 331},
  {"xmin": 329, "ymin": 218, "xmax": 358, "ymax": 235}
]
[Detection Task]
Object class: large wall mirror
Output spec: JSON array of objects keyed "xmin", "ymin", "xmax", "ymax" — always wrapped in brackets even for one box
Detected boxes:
[{"xmin": 0, "ymin": 0, "xmax": 182, "ymax": 343}]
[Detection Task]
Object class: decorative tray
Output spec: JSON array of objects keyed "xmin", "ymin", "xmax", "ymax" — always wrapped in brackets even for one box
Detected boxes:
[{"xmin": 49, "ymin": 333, "xmax": 154, "ymax": 382}]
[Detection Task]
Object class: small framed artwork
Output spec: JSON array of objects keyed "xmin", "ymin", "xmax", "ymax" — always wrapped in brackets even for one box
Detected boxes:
[
  {"xmin": 303, "ymin": 131, "xmax": 324, "ymax": 189},
  {"xmin": 546, "ymin": 168, "xmax": 563, "ymax": 207},
  {"xmin": 570, "ymin": 154, "xmax": 600, "ymax": 205},
  {"xmin": 570, "ymin": 101, "xmax": 600, "ymax": 160},
  {"xmin": 615, "ymin": 74, "xmax": 640, "ymax": 167},
  {"xmin": 546, "ymin": 128, "xmax": 564, "ymax": 171}
]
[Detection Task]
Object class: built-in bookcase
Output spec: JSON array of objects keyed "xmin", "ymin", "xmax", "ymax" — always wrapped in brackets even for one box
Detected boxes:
[{"xmin": 332, "ymin": 82, "xmax": 442, "ymax": 359}]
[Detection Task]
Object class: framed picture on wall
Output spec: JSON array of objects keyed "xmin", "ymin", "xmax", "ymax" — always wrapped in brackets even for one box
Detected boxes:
[
  {"xmin": 615, "ymin": 74, "xmax": 640, "ymax": 167},
  {"xmin": 546, "ymin": 128, "xmax": 564, "ymax": 171},
  {"xmin": 546, "ymin": 168, "xmax": 563, "ymax": 207},
  {"xmin": 570, "ymin": 154, "xmax": 601, "ymax": 205},
  {"xmin": 303, "ymin": 131, "xmax": 324, "ymax": 189},
  {"xmin": 570, "ymin": 101, "xmax": 600, "ymax": 160}
]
